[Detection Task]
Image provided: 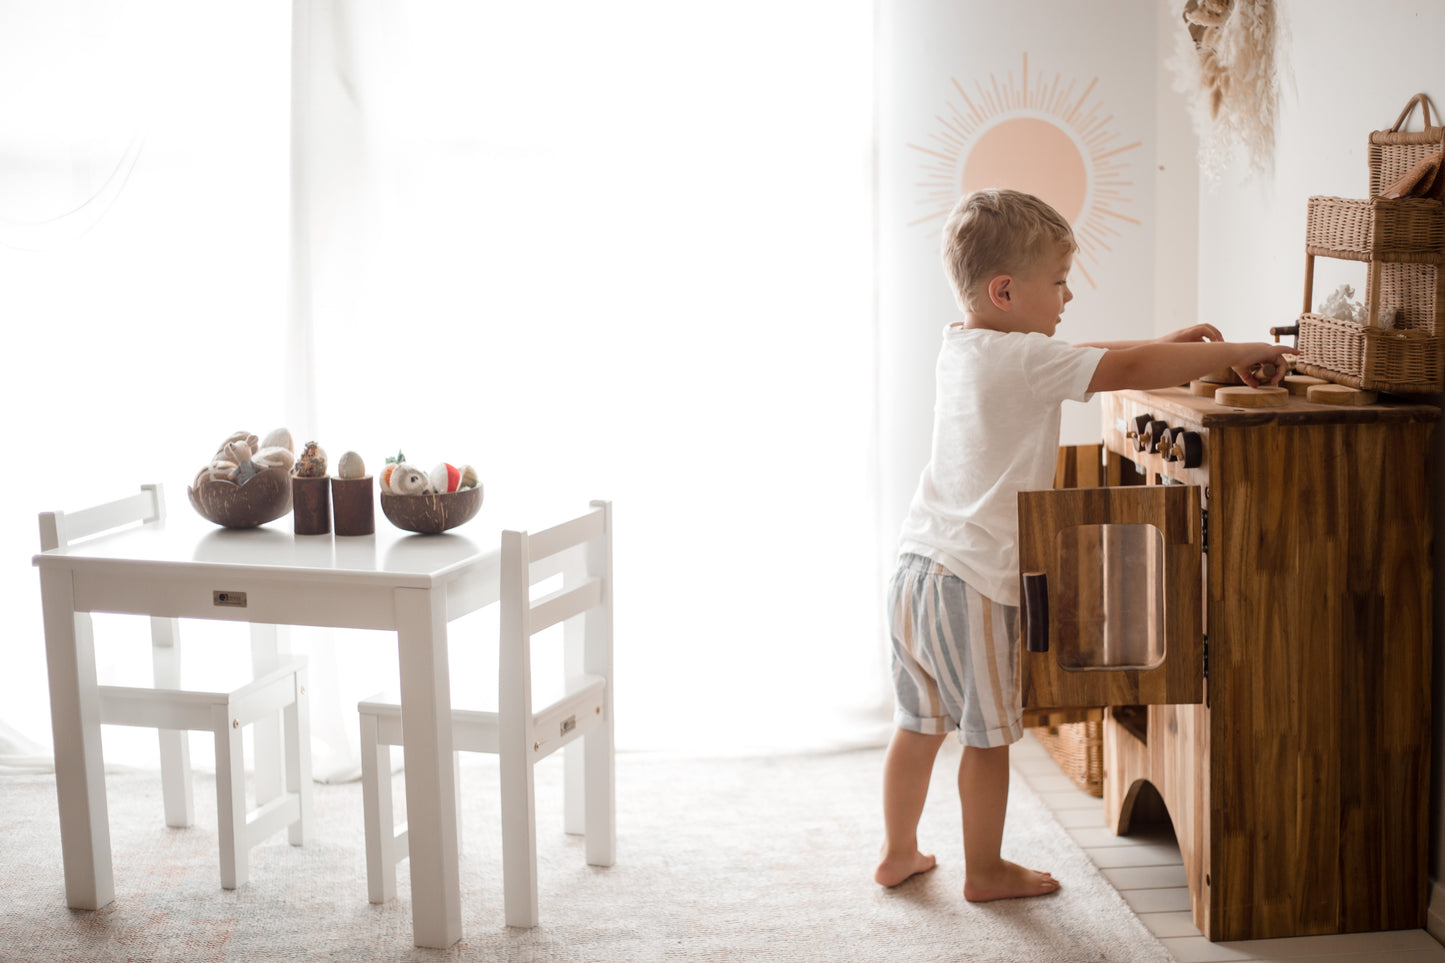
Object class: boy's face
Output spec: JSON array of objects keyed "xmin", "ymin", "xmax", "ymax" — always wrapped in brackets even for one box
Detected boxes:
[{"xmin": 1000, "ymin": 247, "xmax": 1074, "ymax": 336}]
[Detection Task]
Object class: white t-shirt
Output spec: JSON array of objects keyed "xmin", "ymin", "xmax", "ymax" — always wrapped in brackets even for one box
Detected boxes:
[{"xmin": 897, "ymin": 326, "xmax": 1107, "ymax": 606}]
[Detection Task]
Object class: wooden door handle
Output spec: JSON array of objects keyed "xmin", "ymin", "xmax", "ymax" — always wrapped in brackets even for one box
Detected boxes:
[{"xmin": 1022, "ymin": 572, "xmax": 1049, "ymax": 653}]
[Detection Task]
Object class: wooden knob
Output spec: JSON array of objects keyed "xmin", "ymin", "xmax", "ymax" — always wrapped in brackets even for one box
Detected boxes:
[
  {"xmin": 1171, "ymin": 431, "xmax": 1203, "ymax": 468},
  {"xmin": 1159, "ymin": 427, "xmax": 1180, "ymax": 462},
  {"xmin": 1128, "ymin": 413, "xmax": 1153, "ymax": 451},
  {"xmin": 1146, "ymin": 420, "xmax": 1169, "ymax": 453}
]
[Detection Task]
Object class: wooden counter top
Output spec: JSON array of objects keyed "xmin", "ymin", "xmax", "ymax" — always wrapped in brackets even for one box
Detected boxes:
[{"xmin": 1112, "ymin": 386, "xmax": 1440, "ymax": 428}]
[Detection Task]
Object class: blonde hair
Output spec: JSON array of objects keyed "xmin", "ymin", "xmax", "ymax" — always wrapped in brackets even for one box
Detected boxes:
[{"xmin": 941, "ymin": 189, "xmax": 1076, "ymax": 312}]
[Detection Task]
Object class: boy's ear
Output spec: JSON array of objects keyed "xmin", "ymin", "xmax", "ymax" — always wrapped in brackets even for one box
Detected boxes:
[{"xmin": 986, "ymin": 274, "xmax": 1013, "ymax": 311}]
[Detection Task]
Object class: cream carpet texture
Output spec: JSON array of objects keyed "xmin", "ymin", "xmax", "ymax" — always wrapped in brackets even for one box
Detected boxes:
[{"xmin": 0, "ymin": 744, "xmax": 1171, "ymax": 962}]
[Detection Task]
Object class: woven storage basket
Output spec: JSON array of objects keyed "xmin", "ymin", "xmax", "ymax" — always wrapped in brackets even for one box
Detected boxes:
[
  {"xmin": 1293, "ymin": 94, "xmax": 1445, "ymax": 394},
  {"xmin": 1032, "ymin": 721, "xmax": 1103, "ymax": 797},
  {"xmin": 1304, "ymin": 195, "xmax": 1445, "ymax": 261},
  {"xmin": 1368, "ymin": 94, "xmax": 1445, "ymax": 199},
  {"xmin": 1296, "ymin": 314, "xmax": 1445, "ymax": 394}
]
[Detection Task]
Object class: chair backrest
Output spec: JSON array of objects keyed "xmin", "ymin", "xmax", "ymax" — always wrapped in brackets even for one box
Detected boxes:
[
  {"xmin": 499, "ymin": 500, "xmax": 613, "ymax": 720},
  {"xmin": 39, "ymin": 484, "xmax": 165, "ymax": 552}
]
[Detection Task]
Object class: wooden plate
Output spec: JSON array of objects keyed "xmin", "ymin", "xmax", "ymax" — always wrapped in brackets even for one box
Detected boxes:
[
  {"xmin": 1306, "ymin": 384, "xmax": 1379, "ymax": 406},
  {"xmin": 1213, "ymin": 385, "xmax": 1289, "ymax": 408},
  {"xmin": 1282, "ymin": 375, "xmax": 1328, "ymax": 396}
]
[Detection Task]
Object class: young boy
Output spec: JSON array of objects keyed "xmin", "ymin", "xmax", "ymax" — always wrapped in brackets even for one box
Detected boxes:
[{"xmin": 876, "ymin": 188, "xmax": 1292, "ymax": 901}]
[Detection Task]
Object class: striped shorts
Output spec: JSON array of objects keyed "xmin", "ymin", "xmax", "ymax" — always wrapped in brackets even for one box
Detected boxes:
[{"xmin": 886, "ymin": 553, "xmax": 1022, "ymax": 748}]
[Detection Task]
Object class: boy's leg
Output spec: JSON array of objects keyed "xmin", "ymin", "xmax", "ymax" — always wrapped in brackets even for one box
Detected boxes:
[
  {"xmin": 958, "ymin": 744, "xmax": 1059, "ymax": 901},
  {"xmin": 876, "ymin": 727, "xmax": 947, "ymax": 886}
]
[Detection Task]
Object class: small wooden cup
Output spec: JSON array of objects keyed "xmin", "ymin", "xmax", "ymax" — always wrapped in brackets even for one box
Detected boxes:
[
  {"xmin": 331, "ymin": 476, "xmax": 376, "ymax": 536},
  {"xmin": 292, "ymin": 475, "xmax": 332, "ymax": 535}
]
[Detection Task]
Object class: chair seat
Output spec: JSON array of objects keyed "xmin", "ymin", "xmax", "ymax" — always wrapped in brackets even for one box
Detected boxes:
[
  {"xmin": 99, "ymin": 657, "xmax": 308, "ymax": 730},
  {"xmin": 359, "ymin": 672, "xmax": 604, "ymax": 760}
]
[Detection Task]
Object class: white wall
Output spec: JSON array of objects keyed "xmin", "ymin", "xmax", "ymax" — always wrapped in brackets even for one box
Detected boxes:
[
  {"xmin": 875, "ymin": 0, "xmax": 1174, "ymax": 574},
  {"xmin": 1187, "ymin": 0, "xmax": 1445, "ymax": 884}
]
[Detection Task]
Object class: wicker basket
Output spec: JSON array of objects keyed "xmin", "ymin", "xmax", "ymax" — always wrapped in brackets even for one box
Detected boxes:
[
  {"xmin": 1032, "ymin": 721, "xmax": 1103, "ymax": 797},
  {"xmin": 1295, "ymin": 313, "xmax": 1445, "ymax": 394},
  {"xmin": 1292, "ymin": 95, "xmax": 1445, "ymax": 394},
  {"xmin": 1368, "ymin": 94, "xmax": 1445, "ymax": 199},
  {"xmin": 1304, "ymin": 195, "xmax": 1445, "ymax": 262}
]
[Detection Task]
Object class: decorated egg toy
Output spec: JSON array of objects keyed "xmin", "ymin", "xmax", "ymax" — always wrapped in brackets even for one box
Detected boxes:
[{"xmin": 294, "ymin": 440, "xmax": 328, "ymax": 478}]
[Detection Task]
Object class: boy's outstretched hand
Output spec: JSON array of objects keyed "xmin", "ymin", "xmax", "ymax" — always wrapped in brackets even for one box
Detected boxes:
[
  {"xmin": 1230, "ymin": 343, "xmax": 1296, "ymax": 386},
  {"xmin": 1159, "ymin": 323, "xmax": 1223, "ymax": 344}
]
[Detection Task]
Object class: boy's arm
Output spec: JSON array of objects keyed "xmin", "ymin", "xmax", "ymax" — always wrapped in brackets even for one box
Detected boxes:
[
  {"xmin": 1087, "ymin": 340, "xmax": 1295, "ymax": 392},
  {"xmin": 1076, "ymin": 323, "xmax": 1224, "ymax": 351}
]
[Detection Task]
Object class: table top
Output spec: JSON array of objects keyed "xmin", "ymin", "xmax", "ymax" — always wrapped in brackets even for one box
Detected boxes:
[
  {"xmin": 33, "ymin": 509, "xmax": 499, "ymax": 590},
  {"xmin": 1118, "ymin": 386, "xmax": 1441, "ymax": 428}
]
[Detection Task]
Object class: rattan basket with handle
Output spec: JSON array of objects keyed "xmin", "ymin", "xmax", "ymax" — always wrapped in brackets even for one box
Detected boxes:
[
  {"xmin": 1369, "ymin": 93, "xmax": 1445, "ymax": 199},
  {"xmin": 1293, "ymin": 94, "xmax": 1445, "ymax": 394}
]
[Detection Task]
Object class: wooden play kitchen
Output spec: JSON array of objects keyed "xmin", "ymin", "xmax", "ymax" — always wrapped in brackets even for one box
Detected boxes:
[{"xmin": 1019, "ymin": 387, "xmax": 1436, "ymax": 940}]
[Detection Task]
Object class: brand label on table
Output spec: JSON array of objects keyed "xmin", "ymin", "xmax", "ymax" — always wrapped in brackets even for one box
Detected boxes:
[{"xmin": 213, "ymin": 590, "xmax": 248, "ymax": 607}]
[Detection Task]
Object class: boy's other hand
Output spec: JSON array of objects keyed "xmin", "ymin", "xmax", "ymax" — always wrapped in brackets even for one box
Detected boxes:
[{"xmin": 1160, "ymin": 323, "xmax": 1223, "ymax": 344}]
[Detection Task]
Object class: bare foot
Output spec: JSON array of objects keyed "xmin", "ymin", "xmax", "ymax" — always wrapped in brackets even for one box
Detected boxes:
[
  {"xmin": 963, "ymin": 859, "xmax": 1060, "ymax": 901},
  {"xmin": 875, "ymin": 849, "xmax": 938, "ymax": 887}
]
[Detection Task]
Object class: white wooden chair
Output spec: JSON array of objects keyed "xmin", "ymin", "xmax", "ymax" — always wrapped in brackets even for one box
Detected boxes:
[
  {"xmin": 358, "ymin": 500, "xmax": 615, "ymax": 927},
  {"xmin": 39, "ymin": 484, "xmax": 313, "ymax": 890}
]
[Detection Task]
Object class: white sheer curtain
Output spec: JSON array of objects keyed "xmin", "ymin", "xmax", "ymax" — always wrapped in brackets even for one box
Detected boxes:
[
  {"xmin": 3, "ymin": 1, "xmax": 887, "ymax": 774},
  {"xmin": 2, "ymin": 1, "xmax": 293, "ymax": 771}
]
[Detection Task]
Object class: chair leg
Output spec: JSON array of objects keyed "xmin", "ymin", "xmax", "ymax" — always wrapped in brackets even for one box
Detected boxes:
[
  {"xmin": 284, "ymin": 666, "xmax": 313, "ymax": 846},
  {"xmin": 360, "ymin": 712, "xmax": 397, "ymax": 904},
  {"xmin": 213, "ymin": 706, "xmax": 249, "ymax": 890},
  {"xmin": 151, "ymin": 616, "xmax": 195, "ymax": 828},
  {"xmin": 249, "ymin": 623, "xmax": 285, "ymax": 808},
  {"xmin": 455, "ymin": 750, "xmax": 465, "ymax": 858},
  {"xmin": 584, "ymin": 705, "xmax": 616, "ymax": 867},
  {"xmin": 499, "ymin": 750, "xmax": 538, "ymax": 928},
  {"xmin": 563, "ymin": 607, "xmax": 586, "ymax": 836}
]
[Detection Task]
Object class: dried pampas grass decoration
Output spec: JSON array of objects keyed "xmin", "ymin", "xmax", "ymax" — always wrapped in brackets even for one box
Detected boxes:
[{"xmin": 1168, "ymin": 0, "xmax": 1282, "ymax": 179}]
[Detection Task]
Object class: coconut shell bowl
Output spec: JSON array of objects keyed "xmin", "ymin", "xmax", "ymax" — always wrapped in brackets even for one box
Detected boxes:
[
  {"xmin": 188, "ymin": 466, "xmax": 294, "ymax": 529},
  {"xmin": 380, "ymin": 487, "xmax": 483, "ymax": 535}
]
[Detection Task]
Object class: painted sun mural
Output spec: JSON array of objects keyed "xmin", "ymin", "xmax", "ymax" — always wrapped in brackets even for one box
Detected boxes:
[{"xmin": 908, "ymin": 53, "xmax": 1142, "ymax": 289}]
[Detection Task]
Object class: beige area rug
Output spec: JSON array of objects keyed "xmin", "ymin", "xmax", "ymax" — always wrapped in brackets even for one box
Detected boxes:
[{"xmin": 0, "ymin": 744, "xmax": 1171, "ymax": 962}]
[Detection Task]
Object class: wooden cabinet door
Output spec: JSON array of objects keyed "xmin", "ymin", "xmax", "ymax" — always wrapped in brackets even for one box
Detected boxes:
[{"xmin": 1017, "ymin": 484, "xmax": 1204, "ymax": 709}]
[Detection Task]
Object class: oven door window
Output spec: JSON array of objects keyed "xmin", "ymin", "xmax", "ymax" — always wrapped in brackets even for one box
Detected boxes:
[{"xmin": 1054, "ymin": 522, "xmax": 1165, "ymax": 671}]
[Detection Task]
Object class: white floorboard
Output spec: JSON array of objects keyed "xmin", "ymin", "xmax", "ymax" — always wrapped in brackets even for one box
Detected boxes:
[{"xmin": 1013, "ymin": 734, "xmax": 1445, "ymax": 963}]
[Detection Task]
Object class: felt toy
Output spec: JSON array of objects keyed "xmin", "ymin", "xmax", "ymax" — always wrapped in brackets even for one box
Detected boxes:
[
  {"xmin": 253, "ymin": 446, "xmax": 296, "ymax": 471},
  {"xmin": 294, "ymin": 441, "xmax": 328, "ymax": 478},
  {"xmin": 381, "ymin": 450, "xmax": 406, "ymax": 492},
  {"xmin": 430, "ymin": 462, "xmax": 462, "ymax": 494},
  {"xmin": 388, "ymin": 463, "xmax": 430, "ymax": 495},
  {"xmin": 261, "ymin": 427, "xmax": 293, "ymax": 452},
  {"xmin": 337, "ymin": 451, "xmax": 366, "ymax": 480},
  {"xmin": 193, "ymin": 428, "xmax": 295, "ymax": 488}
]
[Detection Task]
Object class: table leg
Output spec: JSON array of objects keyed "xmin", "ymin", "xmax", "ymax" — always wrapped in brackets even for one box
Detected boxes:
[
  {"xmin": 39, "ymin": 568, "xmax": 114, "ymax": 910},
  {"xmin": 395, "ymin": 586, "xmax": 462, "ymax": 948}
]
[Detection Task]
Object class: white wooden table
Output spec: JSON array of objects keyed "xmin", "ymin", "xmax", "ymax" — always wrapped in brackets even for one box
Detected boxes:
[{"xmin": 33, "ymin": 506, "xmax": 500, "ymax": 948}]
